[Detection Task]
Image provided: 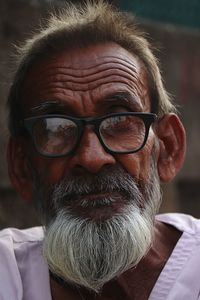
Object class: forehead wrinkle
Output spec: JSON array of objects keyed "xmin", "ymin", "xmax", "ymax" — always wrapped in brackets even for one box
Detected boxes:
[
  {"xmin": 39, "ymin": 66, "xmax": 138, "ymax": 83},
  {"xmin": 24, "ymin": 53, "xmax": 146, "ymax": 97},
  {"xmin": 27, "ymin": 62, "xmax": 143, "ymax": 96},
  {"xmin": 25, "ymin": 71, "xmax": 147, "ymax": 110},
  {"xmin": 22, "ymin": 45, "xmax": 150, "ymax": 113},
  {"xmin": 43, "ymin": 59, "xmax": 138, "ymax": 76},
  {"xmin": 34, "ymin": 75, "xmax": 141, "ymax": 94},
  {"xmin": 28, "ymin": 55, "xmax": 141, "ymax": 83},
  {"xmin": 29, "ymin": 63, "xmax": 141, "ymax": 89},
  {"xmin": 34, "ymin": 69, "xmax": 140, "ymax": 91},
  {"xmin": 41, "ymin": 53, "xmax": 139, "ymax": 71}
]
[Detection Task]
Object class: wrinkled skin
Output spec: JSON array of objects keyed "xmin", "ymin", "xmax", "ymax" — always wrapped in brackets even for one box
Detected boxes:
[
  {"xmin": 20, "ymin": 43, "xmax": 156, "ymax": 210},
  {"xmin": 7, "ymin": 42, "xmax": 186, "ymax": 299}
]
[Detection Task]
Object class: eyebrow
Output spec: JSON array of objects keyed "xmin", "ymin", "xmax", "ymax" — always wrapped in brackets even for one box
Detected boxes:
[
  {"xmin": 30, "ymin": 100, "xmax": 67, "ymax": 113},
  {"xmin": 30, "ymin": 91, "xmax": 142, "ymax": 115},
  {"xmin": 101, "ymin": 91, "xmax": 142, "ymax": 111}
]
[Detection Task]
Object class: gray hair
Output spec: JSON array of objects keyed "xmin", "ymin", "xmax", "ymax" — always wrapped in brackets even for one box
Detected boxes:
[
  {"xmin": 42, "ymin": 159, "xmax": 161, "ymax": 292},
  {"xmin": 7, "ymin": 0, "xmax": 176, "ymax": 136}
]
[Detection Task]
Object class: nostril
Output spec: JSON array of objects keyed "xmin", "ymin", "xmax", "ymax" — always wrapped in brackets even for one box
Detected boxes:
[{"xmin": 69, "ymin": 144, "xmax": 116, "ymax": 175}]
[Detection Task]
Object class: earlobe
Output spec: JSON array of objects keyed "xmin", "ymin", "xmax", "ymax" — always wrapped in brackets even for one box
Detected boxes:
[
  {"xmin": 156, "ymin": 113, "xmax": 186, "ymax": 183},
  {"xmin": 7, "ymin": 137, "xmax": 33, "ymax": 202}
]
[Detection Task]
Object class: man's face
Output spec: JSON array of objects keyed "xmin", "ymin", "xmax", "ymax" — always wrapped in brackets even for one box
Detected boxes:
[
  {"xmin": 21, "ymin": 42, "xmax": 157, "ymax": 221},
  {"xmin": 19, "ymin": 42, "xmax": 161, "ymax": 291}
]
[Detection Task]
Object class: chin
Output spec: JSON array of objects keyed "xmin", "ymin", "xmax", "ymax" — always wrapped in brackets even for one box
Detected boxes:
[{"xmin": 43, "ymin": 203, "xmax": 154, "ymax": 292}]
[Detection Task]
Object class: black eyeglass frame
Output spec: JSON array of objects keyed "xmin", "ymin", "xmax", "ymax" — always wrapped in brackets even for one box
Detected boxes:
[{"xmin": 22, "ymin": 112, "xmax": 157, "ymax": 157}]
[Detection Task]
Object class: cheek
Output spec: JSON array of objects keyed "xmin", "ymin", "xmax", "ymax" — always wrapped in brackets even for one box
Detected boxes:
[
  {"xmin": 116, "ymin": 153, "xmax": 149, "ymax": 182},
  {"xmin": 25, "ymin": 141, "xmax": 71, "ymax": 185},
  {"xmin": 115, "ymin": 134, "xmax": 157, "ymax": 183},
  {"xmin": 30, "ymin": 154, "xmax": 70, "ymax": 185}
]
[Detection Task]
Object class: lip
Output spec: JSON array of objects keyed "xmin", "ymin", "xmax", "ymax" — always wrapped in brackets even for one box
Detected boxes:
[
  {"xmin": 77, "ymin": 192, "xmax": 119, "ymax": 201},
  {"xmin": 74, "ymin": 191, "xmax": 122, "ymax": 204},
  {"xmin": 67, "ymin": 191, "xmax": 127, "ymax": 210},
  {"xmin": 63, "ymin": 191, "xmax": 129, "ymax": 221}
]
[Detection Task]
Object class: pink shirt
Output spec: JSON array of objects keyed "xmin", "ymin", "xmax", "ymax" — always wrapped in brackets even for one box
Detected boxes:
[{"xmin": 0, "ymin": 213, "xmax": 200, "ymax": 300}]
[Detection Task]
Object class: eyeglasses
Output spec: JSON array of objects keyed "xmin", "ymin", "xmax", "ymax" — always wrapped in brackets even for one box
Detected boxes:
[{"xmin": 22, "ymin": 112, "xmax": 157, "ymax": 157}]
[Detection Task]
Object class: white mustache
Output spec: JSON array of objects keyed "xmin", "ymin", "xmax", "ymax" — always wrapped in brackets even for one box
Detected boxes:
[{"xmin": 52, "ymin": 165, "xmax": 143, "ymax": 211}]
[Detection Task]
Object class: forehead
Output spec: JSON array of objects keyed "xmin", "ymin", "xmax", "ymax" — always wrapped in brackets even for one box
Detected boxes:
[{"xmin": 21, "ymin": 42, "xmax": 150, "ymax": 115}]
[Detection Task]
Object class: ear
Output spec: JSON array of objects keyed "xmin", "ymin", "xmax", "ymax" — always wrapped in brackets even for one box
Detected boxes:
[
  {"xmin": 156, "ymin": 113, "xmax": 186, "ymax": 183},
  {"xmin": 7, "ymin": 137, "xmax": 34, "ymax": 202}
]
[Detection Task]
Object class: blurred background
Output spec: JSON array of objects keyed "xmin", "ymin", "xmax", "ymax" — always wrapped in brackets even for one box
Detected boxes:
[{"xmin": 0, "ymin": 0, "xmax": 200, "ymax": 229}]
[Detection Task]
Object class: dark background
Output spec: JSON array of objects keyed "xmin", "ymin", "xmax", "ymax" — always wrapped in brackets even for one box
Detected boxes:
[{"xmin": 0, "ymin": 0, "xmax": 200, "ymax": 229}]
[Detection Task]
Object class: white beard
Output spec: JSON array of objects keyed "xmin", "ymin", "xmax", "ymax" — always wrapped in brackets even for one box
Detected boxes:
[{"xmin": 42, "ymin": 161, "xmax": 161, "ymax": 292}]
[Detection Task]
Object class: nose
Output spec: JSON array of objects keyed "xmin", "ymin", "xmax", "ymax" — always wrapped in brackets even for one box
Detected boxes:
[{"xmin": 68, "ymin": 127, "xmax": 116, "ymax": 175}]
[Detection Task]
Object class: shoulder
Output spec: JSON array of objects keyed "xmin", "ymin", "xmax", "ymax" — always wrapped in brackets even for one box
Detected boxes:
[
  {"xmin": 0, "ymin": 226, "xmax": 44, "ymax": 268},
  {"xmin": 0, "ymin": 226, "xmax": 44, "ymax": 265},
  {"xmin": 150, "ymin": 214, "xmax": 200, "ymax": 299},
  {"xmin": 156, "ymin": 213, "xmax": 200, "ymax": 236},
  {"xmin": 0, "ymin": 227, "xmax": 43, "ymax": 269},
  {"xmin": 0, "ymin": 226, "xmax": 44, "ymax": 243},
  {"xmin": 0, "ymin": 227, "xmax": 44, "ymax": 300},
  {"xmin": 0, "ymin": 226, "xmax": 44, "ymax": 260}
]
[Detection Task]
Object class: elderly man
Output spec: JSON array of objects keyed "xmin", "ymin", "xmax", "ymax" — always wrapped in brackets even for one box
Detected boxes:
[{"xmin": 1, "ymin": 1, "xmax": 200, "ymax": 299}]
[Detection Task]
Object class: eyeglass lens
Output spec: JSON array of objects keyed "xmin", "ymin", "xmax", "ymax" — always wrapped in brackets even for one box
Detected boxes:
[
  {"xmin": 33, "ymin": 117, "xmax": 78, "ymax": 155},
  {"xmin": 33, "ymin": 115, "xmax": 146, "ymax": 155},
  {"xmin": 100, "ymin": 115, "xmax": 145, "ymax": 152}
]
